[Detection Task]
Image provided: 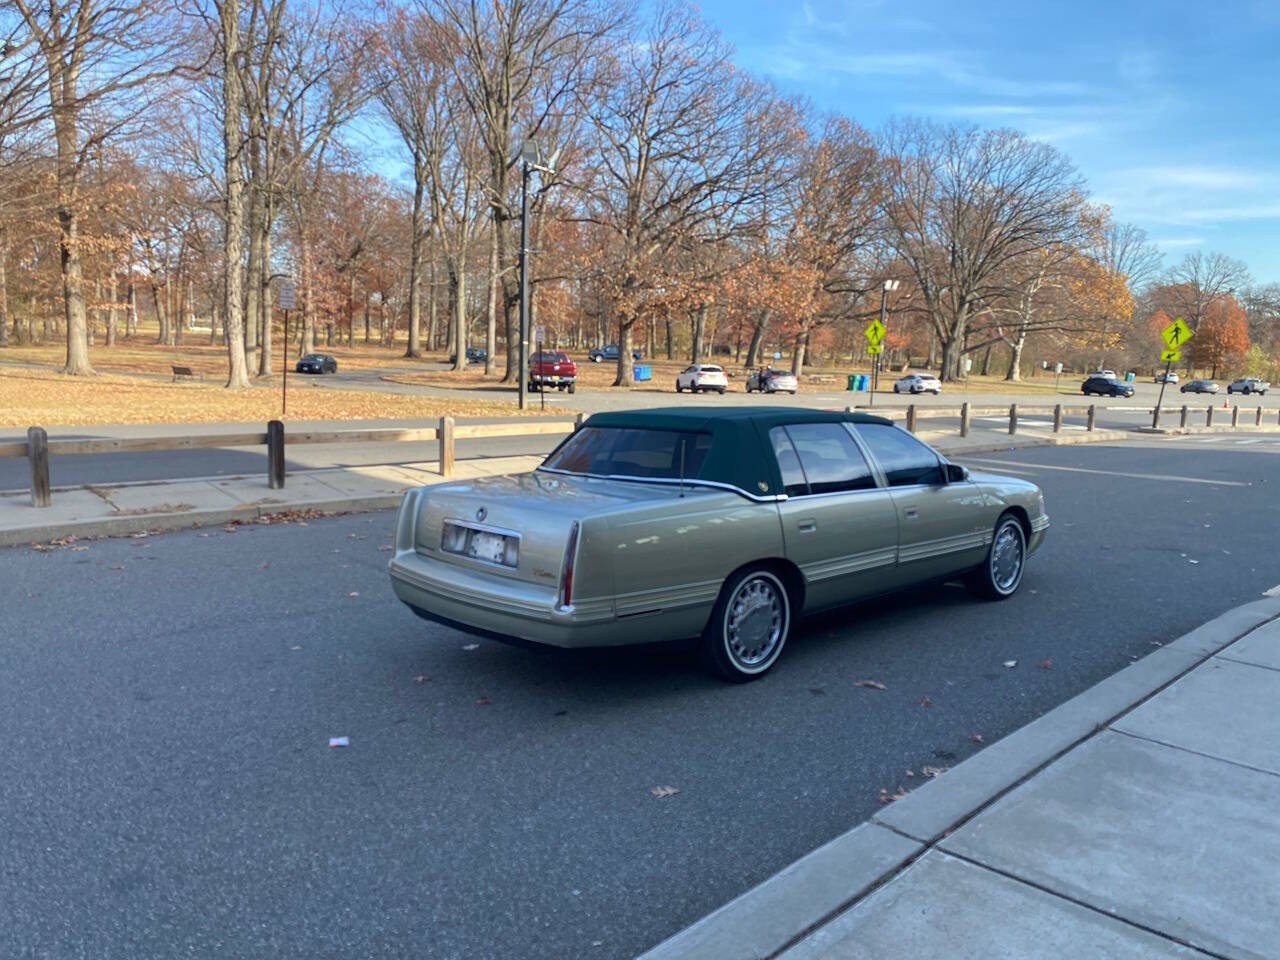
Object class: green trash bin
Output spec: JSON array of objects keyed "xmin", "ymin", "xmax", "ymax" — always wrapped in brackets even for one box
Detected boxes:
[{"xmin": 847, "ymin": 374, "xmax": 858, "ymax": 391}]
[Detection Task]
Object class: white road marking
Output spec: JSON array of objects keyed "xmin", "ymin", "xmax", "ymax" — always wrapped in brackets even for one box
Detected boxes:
[
  {"xmin": 959, "ymin": 458, "xmax": 1250, "ymax": 487},
  {"xmin": 1265, "ymin": 584, "xmax": 1280, "ymax": 598},
  {"xmin": 1236, "ymin": 439, "xmax": 1265, "ymax": 445}
]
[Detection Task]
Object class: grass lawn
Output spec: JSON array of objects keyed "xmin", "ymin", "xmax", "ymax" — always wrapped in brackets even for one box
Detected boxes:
[{"xmin": 0, "ymin": 367, "xmax": 535, "ymax": 427}]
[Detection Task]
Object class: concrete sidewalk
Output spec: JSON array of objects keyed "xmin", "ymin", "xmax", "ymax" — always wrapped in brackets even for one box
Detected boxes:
[
  {"xmin": 0, "ymin": 454, "xmax": 543, "ymax": 546},
  {"xmin": 640, "ymin": 598, "xmax": 1280, "ymax": 960}
]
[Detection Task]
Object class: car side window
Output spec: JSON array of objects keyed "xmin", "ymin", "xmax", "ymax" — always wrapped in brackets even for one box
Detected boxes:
[
  {"xmin": 768, "ymin": 427, "xmax": 809, "ymax": 496},
  {"xmin": 854, "ymin": 423, "xmax": 945, "ymax": 487},
  {"xmin": 774, "ymin": 423, "xmax": 877, "ymax": 495}
]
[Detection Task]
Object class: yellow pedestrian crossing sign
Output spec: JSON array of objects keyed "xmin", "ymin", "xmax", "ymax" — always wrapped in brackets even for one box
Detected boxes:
[
  {"xmin": 1161, "ymin": 317, "xmax": 1192, "ymax": 349},
  {"xmin": 864, "ymin": 319, "xmax": 886, "ymax": 345},
  {"xmin": 1160, "ymin": 346, "xmax": 1181, "ymax": 363},
  {"xmin": 866, "ymin": 343, "xmax": 883, "ymax": 355}
]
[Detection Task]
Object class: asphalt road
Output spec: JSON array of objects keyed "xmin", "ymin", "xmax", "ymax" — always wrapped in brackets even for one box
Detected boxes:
[
  {"xmin": 3, "ymin": 377, "xmax": 1274, "ymax": 491},
  {"xmin": 2, "ymin": 437, "xmax": 1278, "ymax": 959}
]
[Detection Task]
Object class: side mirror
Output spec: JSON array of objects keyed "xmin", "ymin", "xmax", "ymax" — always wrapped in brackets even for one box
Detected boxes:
[{"xmin": 945, "ymin": 463, "xmax": 969, "ymax": 483}]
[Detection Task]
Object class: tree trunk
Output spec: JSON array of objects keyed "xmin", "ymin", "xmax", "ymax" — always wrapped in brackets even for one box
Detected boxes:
[
  {"xmin": 406, "ymin": 176, "xmax": 425, "ymax": 358},
  {"xmin": 364, "ymin": 293, "xmax": 371, "ymax": 344},
  {"xmin": 245, "ymin": 186, "xmax": 263, "ymax": 373},
  {"xmin": 1005, "ymin": 333, "xmax": 1026, "ymax": 381},
  {"xmin": 665, "ymin": 318, "xmax": 673, "ymax": 359},
  {"xmin": 152, "ymin": 282, "xmax": 168, "ymax": 345},
  {"xmin": 940, "ymin": 337, "xmax": 963, "ymax": 382},
  {"xmin": 745, "ymin": 310, "xmax": 769, "ymax": 369},
  {"xmin": 56, "ymin": 203, "xmax": 93, "ymax": 374},
  {"xmin": 451, "ymin": 255, "xmax": 467, "ymax": 368},
  {"xmin": 926, "ymin": 326, "xmax": 938, "ymax": 370},
  {"xmin": 106, "ymin": 271, "xmax": 117, "ymax": 346},
  {"xmin": 220, "ymin": 0, "xmax": 251, "ymax": 388},
  {"xmin": 347, "ymin": 274, "xmax": 355, "ymax": 346},
  {"xmin": 613, "ymin": 317, "xmax": 635, "ymax": 386},
  {"xmin": 690, "ymin": 304, "xmax": 706, "ymax": 361},
  {"xmin": 299, "ymin": 229, "xmax": 315, "ymax": 356},
  {"xmin": 0, "ymin": 232, "xmax": 8, "ymax": 348},
  {"xmin": 127, "ymin": 281, "xmax": 138, "ymax": 337},
  {"xmin": 980, "ymin": 344, "xmax": 992, "ymax": 377},
  {"xmin": 485, "ymin": 218, "xmax": 498, "ymax": 374},
  {"xmin": 791, "ymin": 329, "xmax": 808, "ymax": 376},
  {"xmin": 257, "ymin": 228, "xmax": 273, "ymax": 377}
]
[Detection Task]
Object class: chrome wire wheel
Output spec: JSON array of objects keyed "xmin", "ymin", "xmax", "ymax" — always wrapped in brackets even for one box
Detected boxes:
[
  {"xmin": 723, "ymin": 573, "xmax": 788, "ymax": 672},
  {"xmin": 989, "ymin": 519, "xmax": 1025, "ymax": 595}
]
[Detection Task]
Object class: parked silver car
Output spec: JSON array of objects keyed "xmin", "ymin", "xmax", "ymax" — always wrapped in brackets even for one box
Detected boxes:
[
  {"xmin": 389, "ymin": 408, "xmax": 1049, "ymax": 681},
  {"xmin": 746, "ymin": 367, "xmax": 799, "ymax": 394}
]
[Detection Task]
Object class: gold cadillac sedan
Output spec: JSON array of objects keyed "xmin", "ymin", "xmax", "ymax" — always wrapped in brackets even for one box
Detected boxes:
[{"xmin": 389, "ymin": 408, "xmax": 1048, "ymax": 681}]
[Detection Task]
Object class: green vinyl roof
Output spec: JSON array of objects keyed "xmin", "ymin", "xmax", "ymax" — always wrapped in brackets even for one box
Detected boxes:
[{"xmin": 551, "ymin": 407, "xmax": 895, "ymax": 499}]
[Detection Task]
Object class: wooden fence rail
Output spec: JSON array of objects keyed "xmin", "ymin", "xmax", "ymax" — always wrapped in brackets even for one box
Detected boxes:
[{"xmin": 2, "ymin": 415, "xmax": 583, "ymax": 508}]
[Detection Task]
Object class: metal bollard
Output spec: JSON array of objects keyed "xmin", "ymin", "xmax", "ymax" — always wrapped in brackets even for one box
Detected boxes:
[
  {"xmin": 1087, "ymin": 405, "xmax": 1096, "ymax": 431},
  {"xmin": 27, "ymin": 426, "xmax": 51, "ymax": 508},
  {"xmin": 267, "ymin": 420, "xmax": 285, "ymax": 489},
  {"xmin": 960, "ymin": 402, "xmax": 970, "ymax": 437},
  {"xmin": 1053, "ymin": 404, "xmax": 1063, "ymax": 433},
  {"xmin": 1180, "ymin": 405, "xmax": 1188, "ymax": 428},
  {"xmin": 906, "ymin": 404, "xmax": 917, "ymax": 433},
  {"xmin": 439, "ymin": 416, "xmax": 455, "ymax": 477},
  {"xmin": 1008, "ymin": 403, "xmax": 1018, "ymax": 435}
]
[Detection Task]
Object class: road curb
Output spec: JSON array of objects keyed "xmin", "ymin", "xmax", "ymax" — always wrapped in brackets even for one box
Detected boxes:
[
  {"xmin": 928, "ymin": 429, "xmax": 1128, "ymax": 457},
  {"xmin": 0, "ymin": 493, "xmax": 404, "ymax": 548},
  {"xmin": 637, "ymin": 597, "xmax": 1280, "ymax": 960}
]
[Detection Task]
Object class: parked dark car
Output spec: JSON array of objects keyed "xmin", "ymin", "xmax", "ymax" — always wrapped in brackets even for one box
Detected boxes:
[
  {"xmin": 295, "ymin": 353, "xmax": 337, "ymax": 374},
  {"xmin": 448, "ymin": 347, "xmax": 488, "ymax": 364},
  {"xmin": 1081, "ymin": 375, "xmax": 1134, "ymax": 398},
  {"xmin": 1180, "ymin": 379, "xmax": 1219, "ymax": 394},
  {"xmin": 589, "ymin": 344, "xmax": 643, "ymax": 362},
  {"xmin": 1227, "ymin": 377, "xmax": 1270, "ymax": 395}
]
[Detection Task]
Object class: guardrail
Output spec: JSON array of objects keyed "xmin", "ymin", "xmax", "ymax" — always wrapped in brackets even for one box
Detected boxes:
[
  {"xmin": 851, "ymin": 401, "xmax": 1279, "ymax": 438},
  {"xmin": 3, "ymin": 416, "xmax": 582, "ymax": 508}
]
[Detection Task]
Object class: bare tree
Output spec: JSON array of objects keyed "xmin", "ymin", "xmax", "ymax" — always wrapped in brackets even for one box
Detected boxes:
[
  {"xmin": 1165, "ymin": 250, "xmax": 1251, "ymax": 331},
  {"xmin": 878, "ymin": 120, "xmax": 1086, "ymax": 381},
  {"xmin": 11, "ymin": 0, "xmax": 191, "ymax": 375}
]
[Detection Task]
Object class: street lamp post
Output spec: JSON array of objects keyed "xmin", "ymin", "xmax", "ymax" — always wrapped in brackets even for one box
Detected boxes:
[
  {"xmin": 516, "ymin": 140, "xmax": 559, "ymax": 411},
  {"xmin": 873, "ymin": 279, "xmax": 899, "ymax": 406}
]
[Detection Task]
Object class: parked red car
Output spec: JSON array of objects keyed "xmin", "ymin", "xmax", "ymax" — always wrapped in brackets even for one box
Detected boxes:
[{"xmin": 529, "ymin": 351, "xmax": 577, "ymax": 393}]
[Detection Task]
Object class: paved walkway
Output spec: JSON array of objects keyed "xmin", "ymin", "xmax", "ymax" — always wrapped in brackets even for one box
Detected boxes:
[{"xmin": 640, "ymin": 598, "xmax": 1280, "ymax": 959}]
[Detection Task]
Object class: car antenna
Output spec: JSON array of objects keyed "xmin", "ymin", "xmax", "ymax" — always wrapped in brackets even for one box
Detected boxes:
[{"xmin": 678, "ymin": 437, "xmax": 686, "ymax": 498}]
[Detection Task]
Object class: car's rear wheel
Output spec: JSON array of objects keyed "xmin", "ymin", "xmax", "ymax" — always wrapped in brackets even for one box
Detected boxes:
[
  {"xmin": 966, "ymin": 513, "xmax": 1026, "ymax": 600},
  {"xmin": 717, "ymin": 387, "xmax": 725, "ymax": 395},
  {"xmin": 701, "ymin": 567, "xmax": 791, "ymax": 682},
  {"xmin": 568, "ymin": 383, "xmax": 575, "ymax": 394},
  {"xmin": 675, "ymin": 382, "xmax": 683, "ymax": 393}
]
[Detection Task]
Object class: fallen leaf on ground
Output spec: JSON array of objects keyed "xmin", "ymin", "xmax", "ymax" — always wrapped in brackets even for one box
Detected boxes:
[
  {"xmin": 1003, "ymin": 660, "xmax": 1017, "ymax": 668},
  {"xmin": 922, "ymin": 765, "xmax": 949, "ymax": 778},
  {"xmin": 1038, "ymin": 658, "xmax": 1053, "ymax": 669},
  {"xmin": 462, "ymin": 643, "xmax": 479, "ymax": 651},
  {"xmin": 475, "ymin": 696, "xmax": 492, "ymax": 706},
  {"xmin": 259, "ymin": 562, "xmax": 270, "ymax": 569},
  {"xmin": 378, "ymin": 545, "xmax": 394, "ymax": 552},
  {"xmin": 878, "ymin": 786, "xmax": 908, "ymax": 804},
  {"xmin": 348, "ymin": 591, "xmax": 359, "ymax": 597},
  {"xmin": 919, "ymin": 696, "xmax": 933, "ymax": 708},
  {"xmin": 854, "ymin": 679, "xmax": 886, "ymax": 690},
  {"xmin": 109, "ymin": 564, "xmax": 124, "ymax": 571},
  {"xmin": 651, "ymin": 786, "xmax": 680, "ymax": 798},
  {"xmin": 413, "ymin": 675, "xmax": 431, "ymax": 684},
  {"xmin": 905, "ymin": 769, "xmax": 915, "ymax": 777},
  {"xmin": 290, "ymin": 645, "xmax": 302, "ymax": 651},
  {"xmin": 969, "ymin": 733, "xmax": 984, "ymax": 743}
]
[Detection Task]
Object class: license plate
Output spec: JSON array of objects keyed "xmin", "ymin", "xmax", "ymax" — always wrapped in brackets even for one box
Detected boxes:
[{"xmin": 442, "ymin": 521, "xmax": 519, "ymax": 567}]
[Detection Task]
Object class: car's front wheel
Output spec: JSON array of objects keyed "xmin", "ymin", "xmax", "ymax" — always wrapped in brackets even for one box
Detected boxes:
[
  {"xmin": 675, "ymin": 382, "xmax": 683, "ymax": 393},
  {"xmin": 701, "ymin": 567, "xmax": 791, "ymax": 682},
  {"xmin": 966, "ymin": 514, "xmax": 1026, "ymax": 600}
]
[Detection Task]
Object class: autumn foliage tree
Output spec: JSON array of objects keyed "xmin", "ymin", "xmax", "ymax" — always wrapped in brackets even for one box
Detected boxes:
[{"xmin": 1191, "ymin": 297, "xmax": 1250, "ymax": 378}]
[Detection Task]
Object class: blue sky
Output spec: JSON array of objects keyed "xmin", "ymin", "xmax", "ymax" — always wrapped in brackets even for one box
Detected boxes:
[{"xmin": 695, "ymin": 0, "xmax": 1280, "ymax": 283}]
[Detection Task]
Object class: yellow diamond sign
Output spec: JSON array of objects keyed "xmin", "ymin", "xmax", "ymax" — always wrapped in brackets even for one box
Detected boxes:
[
  {"xmin": 864, "ymin": 319, "xmax": 886, "ymax": 345},
  {"xmin": 1160, "ymin": 346, "xmax": 1181, "ymax": 363},
  {"xmin": 1161, "ymin": 317, "xmax": 1192, "ymax": 348},
  {"xmin": 866, "ymin": 343, "xmax": 883, "ymax": 355}
]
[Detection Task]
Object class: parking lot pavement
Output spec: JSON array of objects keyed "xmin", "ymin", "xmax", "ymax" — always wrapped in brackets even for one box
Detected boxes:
[{"xmin": 2, "ymin": 439, "xmax": 1278, "ymax": 959}]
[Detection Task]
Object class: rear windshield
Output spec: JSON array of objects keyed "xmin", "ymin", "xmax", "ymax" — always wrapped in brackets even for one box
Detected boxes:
[
  {"xmin": 543, "ymin": 427, "xmax": 712, "ymax": 479},
  {"xmin": 699, "ymin": 365, "xmax": 724, "ymax": 373}
]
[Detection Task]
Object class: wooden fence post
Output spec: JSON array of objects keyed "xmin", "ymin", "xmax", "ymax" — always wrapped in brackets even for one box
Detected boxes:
[
  {"xmin": 267, "ymin": 420, "xmax": 285, "ymax": 489},
  {"xmin": 1087, "ymin": 405, "xmax": 1096, "ymax": 431},
  {"xmin": 1206, "ymin": 405, "xmax": 1214, "ymax": 426},
  {"xmin": 1008, "ymin": 404, "xmax": 1018, "ymax": 435},
  {"xmin": 574, "ymin": 413, "xmax": 585, "ymax": 432},
  {"xmin": 1180, "ymin": 406, "xmax": 1188, "ymax": 428},
  {"xmin": 27, "ymin": 426, "xmax": 51, "ymax": 508},
  {"xmin": 960, "ymin": 402, "xmax": 970, "ymax": 437},
  {"xmin": 1053, "ymin": 404, "xmax": 1063, "ymax": 433},
  {"xmin": 906, "ymin": 404, "xmax": 917, "ymax": 433},
  {"xmin": 1256, "ymin": 406, "xmax": 1264, "ymax": 427},
  {"xmin": 1231, "ymin": 405, "xmax": 1240, "ymax": 427},
  {"xmin": 439, "ymin": 416, "xmax": 455, "ymax": 477}
]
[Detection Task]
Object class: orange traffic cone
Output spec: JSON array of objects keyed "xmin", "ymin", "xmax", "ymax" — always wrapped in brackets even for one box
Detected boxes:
[{"xmin": 1223, "ymin": 398, "xmax": 1229, "ymax": 408}]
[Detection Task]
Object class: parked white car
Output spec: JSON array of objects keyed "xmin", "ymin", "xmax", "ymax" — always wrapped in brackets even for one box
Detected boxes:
[
  {"xmin": 893, "ymin": 373, "xmax": 942, "ymax": 395},
  {"xmin": 676, "ymin": 364, "xmax": 728, "ymax": 394}
]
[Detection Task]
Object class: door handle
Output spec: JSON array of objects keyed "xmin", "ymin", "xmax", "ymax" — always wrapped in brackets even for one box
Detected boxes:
[
  {"xmin": 903, "ymin": 507, "xmax": 919, "ymax": 520},
  {"xmin": 797, "ymin": 519, "xmax": 817, "ymax": 533}
]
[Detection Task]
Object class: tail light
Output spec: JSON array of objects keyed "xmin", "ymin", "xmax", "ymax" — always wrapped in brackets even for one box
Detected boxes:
[{"xmin": 560, "ymin": 522, "xmax": 580, "ymax": 609}]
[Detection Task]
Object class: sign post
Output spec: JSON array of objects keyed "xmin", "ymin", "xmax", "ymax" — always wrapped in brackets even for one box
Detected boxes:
[
  {"xmin": 534, "ymin": 324, "xmax": 546, "ymax": 411},
  {"xmin": 863, "ymin": 318, "xmax": 886, "ymax": 407},
  {"xmin": 1154, "ymin": 317, "xmax": 1193, "ymax": 427},
  {"xmin": 278, "ymin": 280, "xmax": 296, "ymax": 416}
]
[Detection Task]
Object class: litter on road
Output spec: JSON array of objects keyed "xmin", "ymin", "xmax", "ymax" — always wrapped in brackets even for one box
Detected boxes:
[{"xmin": 328, "ymin": 736, "xmax": 349, "ymax": 748}]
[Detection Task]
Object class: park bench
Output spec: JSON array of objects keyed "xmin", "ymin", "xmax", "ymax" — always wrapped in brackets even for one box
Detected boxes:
[{"xmin": 171, "ymin": 365, "xmax": 202, "ymax": 382}]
